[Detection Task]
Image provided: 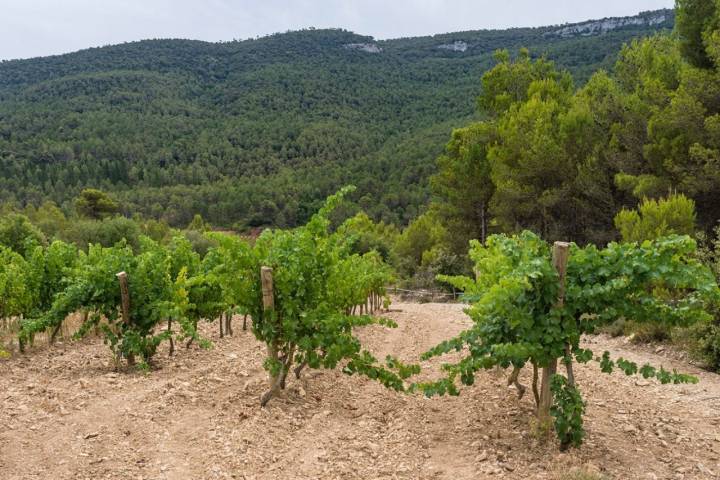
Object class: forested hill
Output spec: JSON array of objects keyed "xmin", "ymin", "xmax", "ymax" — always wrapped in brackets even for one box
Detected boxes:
[{"xmin": 0, "ymin": 9, "xmax": 674, "ymax": 229}]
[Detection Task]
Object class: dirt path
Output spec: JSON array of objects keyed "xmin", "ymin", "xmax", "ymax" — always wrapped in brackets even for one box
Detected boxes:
[{"xmin": 2, "ymin": 302, "xmax": 720, "ymax": 479}]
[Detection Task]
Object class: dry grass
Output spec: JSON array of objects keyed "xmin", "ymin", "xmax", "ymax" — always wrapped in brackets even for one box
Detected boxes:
[
  {"xmin": 0, "ymin": 312, "xmax": 91, "ymax": 356},
  {"xmin": 557, "ymin": 469, "xmax": 608, "ymax": 480}
]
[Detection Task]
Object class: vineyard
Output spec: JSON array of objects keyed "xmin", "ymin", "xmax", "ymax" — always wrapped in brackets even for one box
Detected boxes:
[
  {"xmin": 2, "ymin": 0, "xmax": 720, "ymax": 477},
  {"xmin": 2, "ymin": 188, "xmax": 402, "ymax": 397},
  {"xmin": 1, "ymin": 186, "xmax": 719, "ymax": 479},
  {"xmin": 3, "ymin": 303, "xmax": 720, "ymax": 479}
]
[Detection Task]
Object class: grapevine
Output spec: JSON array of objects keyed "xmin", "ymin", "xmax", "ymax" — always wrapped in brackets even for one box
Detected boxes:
[
  {"xmin": 222, "ymin": 186, "xmax": 411, "ymax": 405},
  {"xmin": 421, "ymin": 231, "xmax": 719, "ymax": 448}
]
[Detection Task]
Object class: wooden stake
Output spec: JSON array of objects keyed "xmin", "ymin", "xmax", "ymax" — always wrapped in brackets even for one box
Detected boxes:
[
  {"xmin": 116, "ymin": 272, "xmax": 131, "ymax": 326},
  {"xmin": 260, "ymin": 266, "xmax": 279, "ymax": 406},
  {"xmin": 552, "ymin": 242, "xmax": 570, "ymax": 307},
  {"xmin": 537, "ymin": 242, "xmax": 570, "ymax": 428},
  {"xmin": 261, "ymin": 267, "xmax": 274, "ymax": 311},
  {"xmin": 115, "ymin": 271, "xmax": 134, "ymax": 365},
  {"xmin": 168, "ymin": 317, "xmax": 174, "ymax": 356}
]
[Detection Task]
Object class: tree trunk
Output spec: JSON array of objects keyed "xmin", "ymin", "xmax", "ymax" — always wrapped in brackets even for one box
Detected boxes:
[
  {"xmin": 480, "ymin": 201, "xmax": 487, "ymax": 245},
  {"xmin": 261, "ymin": 344, "xmax": 295, "ymax": 406},
  {"xmin": 226, "ymin": 311, "xmax": 233, "ymax": 336},
  {"xmin": 294, "ymin": 360, "xmax": 308, "ymax": 379},
  {"xmin": 564, "ymin": 344, "xmax": 575, "ymax": 387},
  {"xmin": 261, "ymin": 344, "xmax": 283, "ymax": 407},
  {"xmin": 279, "ymin": 347, "xmax": 295, "ymax": 390},
  {"xmin": 507, "ymin": 366, "xmax": 526, "ymax": 399},
  {"xmin": 186, "ymin": 320, "xmax": 197, "ymax": 349},
  {"xmin": 50, "ymin": 322, "xmax": 62, "ymax": 345},
  {"xmin": 242, "ymin": 314, "xmax": 248, "ymax": 331}
]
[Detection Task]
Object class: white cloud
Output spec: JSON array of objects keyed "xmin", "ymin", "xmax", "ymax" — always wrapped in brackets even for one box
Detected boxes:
[{"xmin": 0, "ymin": 0, "xmax": 675, "ymax": 60}]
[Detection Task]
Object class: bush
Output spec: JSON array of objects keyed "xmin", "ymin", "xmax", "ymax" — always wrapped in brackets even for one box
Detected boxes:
[
  {"xmin": 629, "ymin": 322, "xmax": 672, "ymax": 344},
  {"xmin": 615, "ymin": 194, "xmax": 696, "ymax": 243},
  {"xmin": 183, "ymin": 229, "xmax": 216, "ymax": 257},
  {"xmin": 689, "ymin": 226, "xmax": 720, "ymax": 370},
  {"xmin": 0, "ymin": 213, "xmax": 47, "ymax": 255},
  {"xmin": 61, "ymin": 216, "xmax": 141, "ymax": 251},
  {"xmin": 598, "ymin": 318, "xmax": 628, "ymax": 337},
  {"xmin": 599, "ymin": 318, "xmax": 672, "ymax": 344}
]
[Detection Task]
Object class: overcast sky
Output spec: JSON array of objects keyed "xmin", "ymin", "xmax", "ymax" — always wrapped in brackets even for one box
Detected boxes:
[{"xmin": 0, "ymin": 0, "xmax": 675, "ymax": 60}]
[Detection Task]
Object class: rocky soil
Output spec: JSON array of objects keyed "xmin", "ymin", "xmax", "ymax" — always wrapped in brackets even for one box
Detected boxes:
[{"xmin": 2, "ymin": 302, "xmax": 720, "ymax": 479}]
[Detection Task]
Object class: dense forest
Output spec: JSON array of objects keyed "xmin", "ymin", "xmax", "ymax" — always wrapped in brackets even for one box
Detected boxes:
[{"xmin": 0, "ymin": 9, "xmax": 674, "ymax": 228}]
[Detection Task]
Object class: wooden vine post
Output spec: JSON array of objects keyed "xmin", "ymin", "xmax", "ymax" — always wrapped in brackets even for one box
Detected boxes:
[
  {"xmin": 115, "ymin": 271, "xmax": 135, "ymax": 365},
  {"xmin": 260, "ymin": 266, "xmax": 280, "ymax": 406},
  {"xmin": 261, "ymin": 266, "xmax": 274, "ymax": 310},
  {"xmin": 537, "ymin": 241, "xmax": 570, "ymax": 429}
]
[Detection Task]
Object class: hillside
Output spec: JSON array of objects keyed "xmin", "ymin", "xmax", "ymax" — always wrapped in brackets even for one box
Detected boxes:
[{"xmin": 0, "ymin": 9, "xmax": 674, "ymax": 229}]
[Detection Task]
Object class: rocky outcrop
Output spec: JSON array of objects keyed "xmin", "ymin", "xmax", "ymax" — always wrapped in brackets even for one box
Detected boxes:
[
  {"xmin": 548, "ymin": 11, "xmax": 668, "ymax": 38},
  {"xmin": 343, "ymin": 43, "xmax": 382, "ymax": 53},
  {"xmin": 438, "ymin": 41, "xmax": 468, "ymax": 52}
]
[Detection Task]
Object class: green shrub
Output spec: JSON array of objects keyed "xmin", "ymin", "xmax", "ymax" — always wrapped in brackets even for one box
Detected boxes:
[
  {"xmin": 689, "ymin": 227, "xmax": 720, "ymax": 370},
  {"xmin": 598, "ymin": 318, "xmax": 628, "ymax": 337},
  {"xmin": 61, "ymin": 216, "xmax": 141, "ymax": 251},
  {"xmin": 0, "ymin": 214, "xmax": 47, "ymax": 255},
  {"xmin": 615, "ymin": 194, "xmax": 696, "ymax": 243},
  {"xmin": 629, "ymin": 322, "xmax": 672, "ymax": 344}
]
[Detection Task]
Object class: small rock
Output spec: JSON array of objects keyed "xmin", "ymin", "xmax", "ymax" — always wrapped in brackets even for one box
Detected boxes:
[
  {"xmin": 697, "ymin": 463, "xmax": 715, "ymax": 476},
  {"xmin": 623, "ymin": 424, "xmax": 638, "ymax": 434}
]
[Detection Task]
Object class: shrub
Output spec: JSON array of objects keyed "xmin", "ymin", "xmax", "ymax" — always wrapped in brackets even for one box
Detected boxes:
[
  {"xmin": 0, "ymin": 213, "xmax": 47, "ymax": 255},
  {"xmin": 615, "ymin": 194, "xmax": 696, "ymax": 243}
]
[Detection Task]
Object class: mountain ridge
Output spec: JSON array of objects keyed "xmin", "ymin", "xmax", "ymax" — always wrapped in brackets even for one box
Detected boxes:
[{"xmin": 0, "ymin": 8, "xmax": 675, "ymax": 64}]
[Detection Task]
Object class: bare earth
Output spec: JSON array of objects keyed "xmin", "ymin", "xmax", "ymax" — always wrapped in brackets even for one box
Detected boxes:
[{"xmin": 2, "ymin": 302, "xmax": 720, "ymax": 480}]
